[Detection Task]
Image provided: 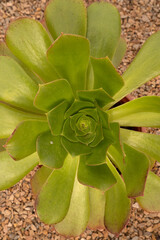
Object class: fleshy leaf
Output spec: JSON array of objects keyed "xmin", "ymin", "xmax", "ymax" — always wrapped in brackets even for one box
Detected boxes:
[
  {"xmin": 65, "ymin": 100, "xmax": 94, "ymax": 118},
  {"xmin": 62, "ymin": 119, "xmax": 78, "ymax": 142},
  {"xmin": 0, "ymin": 41, "xmax": 42, "ymax": 84},
  {"xmin": 55, "ymin": 176, "xmax": 89, "ymax": 237},
  {"xmin": 45, "ymin": 0, "xmax": 87, "ymax": 39},
  {"xmin": 137, "ymin": 171, "xmax": 160, "ymax": 212},
  {"xmin": 0, "ymin": 139, "xmax": 6, "ymax": 152},
  {"xmin": 61, "ymin": 137, "xmax": 92, "ymax": 156},
  {"xmin": 122, "ymin": 144, "xmax": 149, "ymax": 197},
  {"xmin": 0, "ymin": 152, "xmax": 39, "ymax": 190},
  {"xmin": 0, "ymin": 56, "xmax": 40, "ymax": 113},
  {"xmin": 108, "ymin": 96, "xmax": 160, "ymax": 127},
  {"xmin": 105, "ymin": 158, "xmax": 131, "ymax": 235},
  {"xmin": 90, "ymin": 57, "xmax": 124, "ymax": 96},
  {"xmin": 47, "ymin": 34, "xmax": 90, "ymax": 93},
  {"xmin": 36, "ymin": 155, "xmax": 78, "ymax": 224},
  {"xmin": 88, "ymin": 188, "xmax": 105, "ymax": 230},
  {"xmin": 34, "ymin": 79, "xmax": 74, "ymax": 112},
  {"xmin": 47, "ymin": 101, "xmax": 69, "ymax": 136},
  {"xmin": 0, "ymin": 102, "xmax": 46, "ymax": 138},
  {"xmin": 31, "ymin": 166, "xmax": 52, "ymax": 196},
  {"xmin": 5, "ymin": 120, "xmax": 49, "ymax": 160},
  {"xmin": 6, "ymin": 18, "xmax": 59, "ymax": 82},
  {"xmin": 87, "ymin": 2, "xmax": 121, "ymax": 58},
  {"xmin": 37, "ymin": 131, "xmax": 67, "ymax": 169},
  {"xmin": 120, "ymin": 128, "xmax": 160, "ymax": 163},
  {"xmin": 77, "ymin": 89, "xmax": 114, "ymax": 108},
  {"xmin": 78, "ymin": 157, "xmax": 116, "ymax": 191},
  {"xmin": 113, "ymin": 31, "xmax": 160, "ymax": 104},
  {"xmin": 112, "ymin": 37, "xmax": 127, "ymax": 68},
  {"xmin": 80, "ymin": 108, "xmax": 99, "ymax": 121}
]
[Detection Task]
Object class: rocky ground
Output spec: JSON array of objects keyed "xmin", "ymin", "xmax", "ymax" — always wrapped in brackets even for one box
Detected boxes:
[{"xmin": 0, "ymin": 0, "xmax": 160, "ymax": 239}]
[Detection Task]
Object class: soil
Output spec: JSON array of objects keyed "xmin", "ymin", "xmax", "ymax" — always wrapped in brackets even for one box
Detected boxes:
[{"xmin": 0, "ymin": 0, "xmax": 160, "ymax": 239}]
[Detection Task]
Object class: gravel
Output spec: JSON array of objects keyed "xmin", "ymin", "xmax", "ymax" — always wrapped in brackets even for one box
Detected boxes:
[{"xmin": 0, "ymin": 0, "xmax": 160, "ymax": 239}]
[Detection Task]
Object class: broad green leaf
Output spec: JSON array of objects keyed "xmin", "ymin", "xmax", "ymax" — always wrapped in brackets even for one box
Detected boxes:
[
  {"xmin": 37, "ymin": 131, "xmax": 67, "ymax": 169},
  {"xmin": 0, "ymin": 42, "xmax": 42, "ymax": 84},
  {"xmin": 6, "ymin": 18, "xmax": 59, "ymax": 82},
  {"xmin": 122, "ymin": 144, "xmax": 149, "ymax": 197},
  {"xmin": 137, "ymin": 171, "xmax": 160, "ymax": 212},
  {"xmin": 105, "ymin": 158, "xmax": 131, "ymax": 235},
  {"xmin": 112, "ymin": 37, "xmax": 127, "ymax": 68},
  {"xmin": 34, "ymin": 79, "xmax": 74, "ymax": 112},
  {"xmin": 0, "ymin": 102, "xmax": 46, "ymax": 138},
  {"xmin": 90, "ymin": 57, "xmax": 124, "ymax": 96},
  {"xmin": 120, "ymin": 128, "xmax": 160, "ymax": 163},
  {"xmin": 78, "ymin": 157, "xmax": 116, "ymax": 191},
  {"xmin": 65, "ymin": 100, "xmax": 94, "ymax": 118},
  {"xmin": 86, "ymin": 60, "xmax": 94, "ymax": 90},
  {"xmin": 62, "ymin": 119, "xmax": 78, "ymax": 142},
  {"xmin": 47, "ymin": 34, "xmax": 90, "ymax": 93},
  {"xmin": 0, "ymin": 151, "xmax": 39, "ymax": 190},
  {"xmin": 108, "ymin": 96, "xmax": 160, "ymax": 127},
  {"xmin": 47, "ymin": 101, "xmax": 69, "ymax": 136},
  {"xmin": 45, "ymin": 0, "xmax": 86, "ymax": 39},
  {"xmin": 61, "ymin": 137, "xmax": 92, "ymax": 156},
  {"xmin": 88, "ymin": 188, "xmax": 105, "ymax": 230},
  {"xmin": 0, "ymin": 56, "xmax": 40, "ymax": 113},
  {"xmin": 77, "ymin": 89, "xmax": 114, "ymax": 108},
  {"xmin": 80, "ymin": 108, "xmax": 99, "ymax": 121},
  {"xmin": 36, "ymin": 155, "xmax": 78, "ymax": 224},
  {"xmin": 5, "ymin": 120, "xmax": 49, "ymax": 160},
  {"xmin": 87, "ymin": 2, "xmax": 121, "ymax": 58},
  {"xmin": 114, "ymin": 31, "xmax": 160, "ymax": 103},
  {"xmin": 55, "ymin": 176, "xmax": 89, "ymax": 237},
  {"xmin": 31, "ymin": 166, "xmax": 52, "ymax": 196}
]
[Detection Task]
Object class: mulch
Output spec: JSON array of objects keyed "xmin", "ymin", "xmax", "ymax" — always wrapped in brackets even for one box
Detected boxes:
[{"xmin": 0, "ymin": 0, "xmax": 160, "ymax": 239}]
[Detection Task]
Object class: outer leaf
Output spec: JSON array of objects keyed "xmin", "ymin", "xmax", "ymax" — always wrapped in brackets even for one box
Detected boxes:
[
  {"xmin": 120, "ymin": 128, "xmax": 160, "ymax": 163},
  {"xmin": 137, "ymin": 171, "xmax": 160, "ymax": 212},
  {"xmin": 36, "ymin": 155, "xmax": 78, "ymax": 224},
  {"xmin": 31, "ymin": 166, "xmax": 52, "ymax": 196},
  {"xmin": 37, "ymin": 131, "xmax": 67, "ymax": 169},
  {"xmin": 0, "ymin": 152, "xmax": 39, "ymax": 190},
  {"xmin": 87, "ymin": 2, "xmax": 121, "ymax": 58},
  {"xmin": 0, "ymin": 41, "xmax": 42, "ymax": 84},
  {"xmin": 45, "ymin": 0, "xmax": 87, "ymax": 39},
  {"xmin": 108, "ymin": 96, "xmax": 160, "ymax": 127},
  {"xmin": 0, "ymin": 56, "xmax": 40, "ymax": 113},
  {"xmin": 0, "ymin": 102, "xmax": 46, "ymax": 138},
  {"xmin": 6, "ymin": 18, "xmax": 59, "ymax": 82},
  {"xmin": 122, "ymin": 144, "xmax": 149, "ymax": 197},
  {"xmin": 47, "ymin": 34, "xmax": 90, "ymax": 93},
  {"xmin": 47, "ymin": 101, "xmax": 69, "ymax": 135},
  {"xmin": 55, "ymin": 176, "xmax": 89, "ymax": 237},
  {"xmin": 77, "ymin": 89, "xmax": 114, "ymax": 108},
  {"xmin": 112, "ymin": 37, "xmax": 127, "ymax": 68},
  {"xmin": 34, "ymin": 79, "xmax": 74, "ymax": 112},
  {"xmin": 105, "ymin": 158, "xmax": 131, "ymax": 235},
  {"xmin": 114, "ymin": 31, "xmax": 160, "ymax": 103},
  {"xmin": 91, "ymin": 57, "xmax": 124, "ymax": 96},
  {"xmin": 88, "ymin": 188, "xmax": 105, "ymax": 230},
  {"xmin": 0, "ymin": 139, "xmax": 6, "ymax": 152},
  {"xmin": 61, "ymin": 137, "xmax": 92, "ymax": 156},
  {"xmin": 78, "ymin": 157, "xmax": 116, "ymax": 191},
  {"xmin": 5, "ymin": 120, "xmax": 49, "ymax": 160}
]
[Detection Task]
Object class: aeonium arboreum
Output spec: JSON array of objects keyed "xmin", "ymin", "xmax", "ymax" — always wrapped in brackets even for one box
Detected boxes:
[{"xmin": 0, "ymin": 0, "xmax": 160, "ymax": 237}]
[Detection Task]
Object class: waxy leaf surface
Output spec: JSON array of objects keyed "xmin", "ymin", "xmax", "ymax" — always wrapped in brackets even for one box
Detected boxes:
[
  {"xmin": 6, "ymin": 18, "xmax": 58, "ymax": 82},
  {"xmin": 112, "ymin": 37, "xmax": 127, "ymax": 68},
  {"xmin": 55, "ymin": 176, "xmax": 89, "ymax": 237},
  {"xmin": 5, "ymin": 120, "xmax": 49, "ymax": 160},
  {"xmin": 87, "ymin": 2, "xmax": 121, "ymax": 58},
  {"xmin": 137, "ymin": 171, "xmax": 160, "ymax": 212},
  {"xmin": 47, "ymin": 34, "xmax": 90, "ymax": 93},
  {"xmin": 0, "ymin": 152, "xmax": 39, "ymax": 190},
  {"xmin": 45, "ymin": 0, "xmax": 87, "ymax": 39},
  {"xmin": 36, "ymin": 155, "xmax": 78, "ymax": 224}
]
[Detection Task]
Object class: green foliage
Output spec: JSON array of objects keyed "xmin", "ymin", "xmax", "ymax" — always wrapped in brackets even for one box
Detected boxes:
[{"xmin": 0, "ymin": 0, "xmax": 160, "ymax": 237}]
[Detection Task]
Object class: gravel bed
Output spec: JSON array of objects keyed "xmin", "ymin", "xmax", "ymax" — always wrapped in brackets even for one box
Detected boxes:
[{"xmin": 0, "ymin": 0, "xmax": 160, "ymax": 239}]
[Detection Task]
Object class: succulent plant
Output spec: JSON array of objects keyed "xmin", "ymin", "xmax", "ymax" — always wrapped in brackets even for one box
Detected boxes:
[{"xmin": 0, "ymin": 0, "xmax": 160, "ymax": 237}]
